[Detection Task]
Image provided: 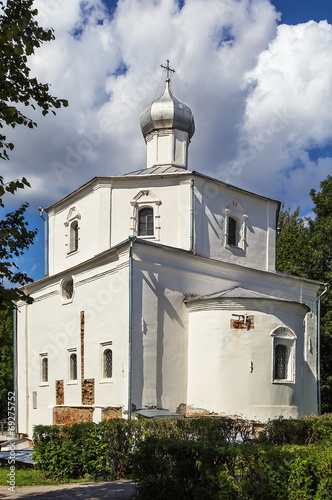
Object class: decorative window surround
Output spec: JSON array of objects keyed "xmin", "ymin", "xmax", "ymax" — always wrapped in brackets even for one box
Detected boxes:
[
  {"xmin": 100, "ymin": 341, "xmax": 113, "ymax": 382},
  {"xmin": 271, "ymin": 327, "xmax": 296, "ymax": 384},
  {"xmin": 224, "ymin": 201, "xmax": 248, "ymax": 252},
  {"xmin": 64, "ymin": 206, "xmax": 81, "ymax": 255},
  {"xmin": 130, "ymin": 190, "xmax": 161, "ymax": 240}
]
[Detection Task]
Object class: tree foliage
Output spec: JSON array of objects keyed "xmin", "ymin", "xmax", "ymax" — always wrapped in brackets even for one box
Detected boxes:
[
  {"xmin": 276, "ymin": 175, "xmax": 332, "ymax": 413},
  {"xmin": 0, "ymin": 0, "xmax": 68, "ymax": 308},
  {"xmin": 0, "ymin": 197, "xmax": 37, "ymax": 309},
  {"xmin": 276, "ymin": 206, "xmax": 308, "ymax": 277},
  {"xmin": 0, "ymin": 0, "xmax": 68, "ymax": 160},
  {"xmin": 0, "ymin": 307, "xmax": 13, "ymax": 420}
]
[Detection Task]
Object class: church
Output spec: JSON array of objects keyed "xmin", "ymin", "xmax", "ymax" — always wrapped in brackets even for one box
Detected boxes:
[{"xmin": 17, "ymin": 62, "xmax": 320, "ymax": 438}]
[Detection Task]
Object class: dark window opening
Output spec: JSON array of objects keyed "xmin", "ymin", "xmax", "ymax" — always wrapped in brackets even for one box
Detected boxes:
[
  {"xmin": 69, "ymin": 220, "xmax": 79, "ymax": 253},
  {"xmin": 70, "ymin": 353, "xmax": 77, "ymax": 380},
  {"xmin": 139, "ymin": 207, "xmax": 154, "ymax": 236},
  {"xmin": 41, "ymin": 357, "xmax": 48, "ymax": 383},
  {"xmin": 103, "ymin": 349, "xmax": 113, "ymax": 378},
  {"xmin": 275, "ymin": 344, "xmax": 289, "ymax": 379},
  {"xmin": 228, "ymin": 216, "xmax": 237, "ymax": 246}
]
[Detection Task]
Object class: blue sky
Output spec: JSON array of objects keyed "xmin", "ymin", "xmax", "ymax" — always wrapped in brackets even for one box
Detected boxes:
[
  {"xmin": 2, "ymin": 0, "xmax": 332, "ymax": 282},
  {"xmin": 272, "ymin": 0, "xmax": 332, "ymax": 25}
]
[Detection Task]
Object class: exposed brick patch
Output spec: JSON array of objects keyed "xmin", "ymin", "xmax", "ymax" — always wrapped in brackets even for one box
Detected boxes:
[
  {"xmin": 102, "ymin": 407, "xmax": 122, "ymax": 420},
  {"xmin": 53, "ymin": 406, "xmax": 94, "ymax": 427},
  {"xmin": 82, "ymin": 378, "xmax": 95, "ymax": 405},
  {"xmin": 56, "ymin": 380, "xmax": 64, "ymax": 405},
  {"xmin": 80, "ymin": 311, "xmax": 84, "ymax": 384},
  {"xmin": 230, "ymin": 315, "xmax": 254, "ymax": 330}
]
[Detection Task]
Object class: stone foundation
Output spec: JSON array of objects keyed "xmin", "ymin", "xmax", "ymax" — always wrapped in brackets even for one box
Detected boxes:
[
  {"xmin": 102, "ymin": 407, "xmax": 122, "ymax": 420},
  {"xmin": 53, "ymin": 406, "xmax": 94, "ymax": 427}
]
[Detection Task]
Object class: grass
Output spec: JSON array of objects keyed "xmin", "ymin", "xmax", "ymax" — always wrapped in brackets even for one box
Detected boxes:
[{"xmin": 0, "ymin": 465, "xmax": 92, "ymax": 487}]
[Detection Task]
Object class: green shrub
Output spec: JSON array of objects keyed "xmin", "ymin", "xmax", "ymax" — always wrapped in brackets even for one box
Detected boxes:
[
  {"xmin": 132, "ymin": 437, "xmax": 239, "ymax": 500},
  {"xmin": 259, "ymin": 415, "xmax": 332, "ymax": 446},
  {"xmin": 32, "ymin": 417, "xmax": 242, "ymax": 481},
  {"xmin": 286, "ymin": 445, "xmax": 332, "ymax": 500},
  {"xmin": 32, "ymin": 415, "xmax": 332, "ymax": 496}
]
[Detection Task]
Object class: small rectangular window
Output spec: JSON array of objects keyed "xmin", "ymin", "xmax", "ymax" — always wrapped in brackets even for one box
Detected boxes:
[
  {"xmin": 228, "ymin": 217, "xmax": 237, "ymax": 246},
  {"xmin": 138, "ymin": 207, "xmax": 154, "ymax": 236},
  {"xmin": 271, "ymin": 327, "xmax": 296, "ymax": 384},
  {"xmin": 40, "ymin": 354, "xmax": 48, "ymax": 384},
  {"xmin": 100, "ymin": 341, "xmax": 113, "ymax": 381},
  {"xmin": 69, "ymin": 351, "xmax": 78, "ymax": 381}
]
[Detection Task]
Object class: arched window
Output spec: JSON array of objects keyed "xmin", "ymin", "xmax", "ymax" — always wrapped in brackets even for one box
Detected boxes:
[
  {"xmin": 103, "ymin": 349, "xmax": 113, "ymax": 379},
  {"xmin": 228, "ymin": 217, "xmax": 237, "ymax": 246},
  {"xmin": 41, "ymin": 357, "xmax": 48, "ymax": 383},
  {"xmin": 138, "ymin": 207, "xmax": 154, "ymax": 236},
  {"xmin": 274, "ymin": 344, "xmax": 290, "ymax": 380},
  {"xmin": 69, "ymin": 220, "xmax": 79, "ymax": 253},
  {"xmin": 69, "ymin": 353, "xmax": 77, "ymax": 381},
  {"xmin": 271, "ymin": 326, "xmax": 296, "ymax": 383}
]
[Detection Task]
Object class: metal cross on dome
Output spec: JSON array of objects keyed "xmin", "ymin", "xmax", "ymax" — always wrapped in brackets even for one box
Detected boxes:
[{"xmin": 160, "ymin": 59, "xmax": 175, "ymax": 82}]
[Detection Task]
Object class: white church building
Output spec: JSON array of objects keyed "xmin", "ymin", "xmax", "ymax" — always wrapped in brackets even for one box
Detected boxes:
[{"xmin": 17, "ymin": 64, "xmax": 320, "ymax": 438}]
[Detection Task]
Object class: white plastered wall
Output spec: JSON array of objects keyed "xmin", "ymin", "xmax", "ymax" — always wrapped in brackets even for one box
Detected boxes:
[
  {"xmin": 186, "ymin": 300, "xmax": 314, "ymax": 421},
  {"xmin": 193, "ymin": 177, "xmax": 279, "ymax": 272},
  {"xmin": 17, "ymin": 249, "xmax": 130, "ymax": 438},
  {"xmin": 131, "ymin": 243, "xmax": 318, "ymax": 418}
]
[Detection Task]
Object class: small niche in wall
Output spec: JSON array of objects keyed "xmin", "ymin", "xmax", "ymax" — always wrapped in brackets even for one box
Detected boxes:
[
  {"xmin": 230, "ymin": 314, "xmax": 254, "ymax": 330},
  {"xmin": 61, "ymin": 277, "xmax": 74, "ymax": 304}
]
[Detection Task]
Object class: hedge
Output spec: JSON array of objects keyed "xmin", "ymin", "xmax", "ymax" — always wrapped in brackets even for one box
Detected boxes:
[
  {"xmin": 32, "ymin": 415, "xmax": 332, "ymax": 499},
  {"xmin": 32, "ymin": 416, "xmax": 245, "ymax": 481}
]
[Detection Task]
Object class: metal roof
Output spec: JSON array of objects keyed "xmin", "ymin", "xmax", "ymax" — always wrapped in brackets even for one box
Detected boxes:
[
  {"xmin": 0, "ymin": 448, "xmax": 34, "ymax": 465},
  {"xmin": 184, "ymin": 286, "xmax": 310, "ymax": 310},
  {"xmin": 123, "ymin": 165, "xmax": 190, "ymax": 176},
  {"xmin": 140, "ymin": 81, "xmax": 195, "ymax": 139}
]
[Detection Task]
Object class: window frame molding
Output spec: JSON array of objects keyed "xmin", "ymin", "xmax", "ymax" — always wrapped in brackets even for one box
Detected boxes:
[
  {"xmin": 130, "ymin": 190, "xmax": 161, "ymax": 240},
  {"xmin": 100, "ymin": 341, "xmax": 113, "ymax": 383},
  {"xmin": 64, "ymin": 206, "xmax": 81, "ymax": 256},
  {"xmin": 270, "ymin": 326, "xmax": 297, "ymax": 384},
  {"xmin": 224, "ymin": 201, "xmax": 248, "ymax": 252}
]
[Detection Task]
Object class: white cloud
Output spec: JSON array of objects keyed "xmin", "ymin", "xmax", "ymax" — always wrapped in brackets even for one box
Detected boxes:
[
  {"xmin": 237, "ymin": 20, "xmax": 332, "ymax": 210},
  {"xmin": 2, "ymin": 0, "xmax": 331, "ymax": 218}
]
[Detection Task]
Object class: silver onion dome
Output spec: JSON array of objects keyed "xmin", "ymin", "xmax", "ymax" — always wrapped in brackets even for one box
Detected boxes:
[{"xmin": 140, "ymin": 80, "xmax": 195, "ymax": 141}]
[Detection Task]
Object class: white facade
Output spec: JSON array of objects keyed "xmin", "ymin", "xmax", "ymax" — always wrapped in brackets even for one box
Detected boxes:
[{"xmin": 17, "ymin": 77, "xmax": 320, "ymax": 438}]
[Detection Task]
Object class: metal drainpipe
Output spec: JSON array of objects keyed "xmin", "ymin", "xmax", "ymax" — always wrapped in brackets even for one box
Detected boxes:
[
  {"xmin": 317, "ymin": 283, "xmax": 328, "ymax": 415},
  {"xmin": 189, "ymin": 179, "xmax": 195, "ymax": 252},
  {"xmin": 128, "ymin": 235, "xmax": 136, "ymax": 420},
  {"xmin": 13, "ymin": 303, "xmax": 18, "ymax": 438},
  {"xmin": 38, "ymin": 208, "xmax": 48, "ymax": 276}
]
